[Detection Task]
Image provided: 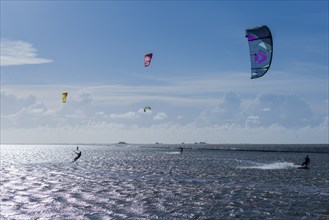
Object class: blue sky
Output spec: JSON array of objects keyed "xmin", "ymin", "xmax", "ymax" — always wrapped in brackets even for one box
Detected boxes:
[{"xmin": 1, "ymin": 1, "xmax": 328, "ymax": 144}]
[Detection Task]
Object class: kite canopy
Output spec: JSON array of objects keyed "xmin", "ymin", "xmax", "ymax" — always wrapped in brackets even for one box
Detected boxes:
[
  {"xmin": 62, "ymin": 92, "xmax": 68, "ymax": 103},
  {"xmin": 144, "ymin": 53, "xmax": 153, "ymax": 67},
  {"xmin": 144, "ymin": 106, "xmax": 151, "ymax": 112},
  {"xmin": 245, "ymin": 25, "xmax": 273, "ymax": 79}
]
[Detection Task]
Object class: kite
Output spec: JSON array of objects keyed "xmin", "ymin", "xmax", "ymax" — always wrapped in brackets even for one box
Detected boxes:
[
  {"xmin": 144, "ymin": 106, "xmax": 151, "ymax": 112},
  {"xmin": 62, "ymin": 92, "xmax": 68, "ymax": 103},
  {"xmin": 144, "ymin": 53, "xmax": 153, "ymax": 67},
  {"xmin": 245, "ymin": 25, "xmax": 273, "ymax": 79}
]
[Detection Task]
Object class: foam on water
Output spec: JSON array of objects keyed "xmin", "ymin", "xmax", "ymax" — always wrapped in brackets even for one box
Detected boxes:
[
  {"xmin": 165, "ymin": 151, "xmax": 182, "ymax": 155},
  {"xmin": 239, "ymin": 161, "xmax": 298, "ymax": 170}
]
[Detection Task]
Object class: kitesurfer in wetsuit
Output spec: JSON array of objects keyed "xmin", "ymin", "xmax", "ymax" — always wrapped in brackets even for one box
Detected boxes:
[
  {"xmin": 301, "ymin": 155, "xmax": 310, "ymax": 167},
  {"xmin": 73, "ymin": 146, "xmax": 82, "ymax": 162},
  {"xmin": 179, "ymin": 147, "xmax": 184, "ymax": 154}
]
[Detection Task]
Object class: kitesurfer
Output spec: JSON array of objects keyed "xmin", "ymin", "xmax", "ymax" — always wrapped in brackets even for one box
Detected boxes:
[
  {"xmin": 180, "ymin": 147, "xmax": 184, "ymax": 154},
  {"xmin": 73, "ymin": 146, "xmax": 82, "ymax": 162},
  {"xmin": 301, "ymin": 155, "xmax": 310, "ymax": 167}
]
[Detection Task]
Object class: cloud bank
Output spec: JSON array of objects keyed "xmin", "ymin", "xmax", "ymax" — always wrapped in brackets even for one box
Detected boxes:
[{"xmin": 1, "ymin": 89, "xmax": 328, "ymax": 144}]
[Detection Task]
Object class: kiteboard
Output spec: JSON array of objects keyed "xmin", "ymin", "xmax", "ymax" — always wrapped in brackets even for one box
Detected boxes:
[{"xmin": 297, "ymin": 166, "xmax": 309, "ymax": 169}]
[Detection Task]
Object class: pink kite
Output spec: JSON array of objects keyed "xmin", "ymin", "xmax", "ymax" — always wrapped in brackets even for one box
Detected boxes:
[{"xmin": 144, "ymin": 53, "xmax": 153, "ymax": 67}]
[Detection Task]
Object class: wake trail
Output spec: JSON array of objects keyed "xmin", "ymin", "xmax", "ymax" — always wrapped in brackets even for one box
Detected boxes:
[{"xmin": 238, "ymin": 161, "xmax": 299, "ymax": 170}]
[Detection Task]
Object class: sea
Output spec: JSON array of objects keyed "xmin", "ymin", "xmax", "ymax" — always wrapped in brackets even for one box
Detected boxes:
[{"xmin": 1, "ymin": 144, "xmax": 328, "ymax": 220}]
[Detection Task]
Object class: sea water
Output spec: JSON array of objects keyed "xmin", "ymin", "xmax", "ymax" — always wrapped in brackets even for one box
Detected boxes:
[{"xmin": 1, "ymin": 144, "xmax": 328, "ymax": 219}]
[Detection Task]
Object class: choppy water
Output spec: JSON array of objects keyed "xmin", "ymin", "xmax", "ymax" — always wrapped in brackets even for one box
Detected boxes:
[{"xmin": 1, "ymin": 144, "xmax": 328, "ymax": 219}]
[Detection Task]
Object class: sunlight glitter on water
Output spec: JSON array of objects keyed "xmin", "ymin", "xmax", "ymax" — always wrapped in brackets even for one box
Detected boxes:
[{"xmin": 1, "ymin": 144, "xmax": 328, "ymax": 219}]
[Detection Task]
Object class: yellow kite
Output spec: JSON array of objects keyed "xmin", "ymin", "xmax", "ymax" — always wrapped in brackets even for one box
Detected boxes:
[{"xmin": 62, "ymin": 92, "xmax": 68, "ymax": 103}]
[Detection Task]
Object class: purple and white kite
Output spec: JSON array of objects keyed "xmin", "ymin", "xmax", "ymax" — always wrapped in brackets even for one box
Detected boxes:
[
  {"xmin": 144, "ymin": 53, "xmax": 153, "ymax": 67},
  {"xmin": 246, "ymin": 25, "xmax": 273, "ymax": 79}
]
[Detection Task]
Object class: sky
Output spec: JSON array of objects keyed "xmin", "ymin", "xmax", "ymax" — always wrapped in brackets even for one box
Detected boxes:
[{"xmin": 1, "ymin": 0, "xmax": 328, "ymax": 144}]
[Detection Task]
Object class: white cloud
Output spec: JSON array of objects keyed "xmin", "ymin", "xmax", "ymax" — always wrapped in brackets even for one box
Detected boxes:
[
  {"xmin": 245, "ymin": 115, "xmax": 260, "ymax": 128},
  {"xmin": 320, "ymin": 116, "xmax": 329, "ymax": 127},
  {"xmin": 1, "ymin": 92, "xmax": 37, "ymax": 115},
  {"xmin": 110, "ymin": 111, "xmax": 139, "ymax": 119},
  {"xmin": 197, "ymin": 92, "xmax": 322, "ymax": 128},
  {"xmin": 1, "ymin": 82, "xmax": 327, "ymax": 144},
  {"xmin": 0, "ymin": 39, "xmax": 52, "ymax": 66},
  {"xmin": 154, "ymin": 112, "xmax": 168, "ymax": 121},
  {"xmin": 95, "ymin": 112, "xmax": 105, "ymax": 116}
]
